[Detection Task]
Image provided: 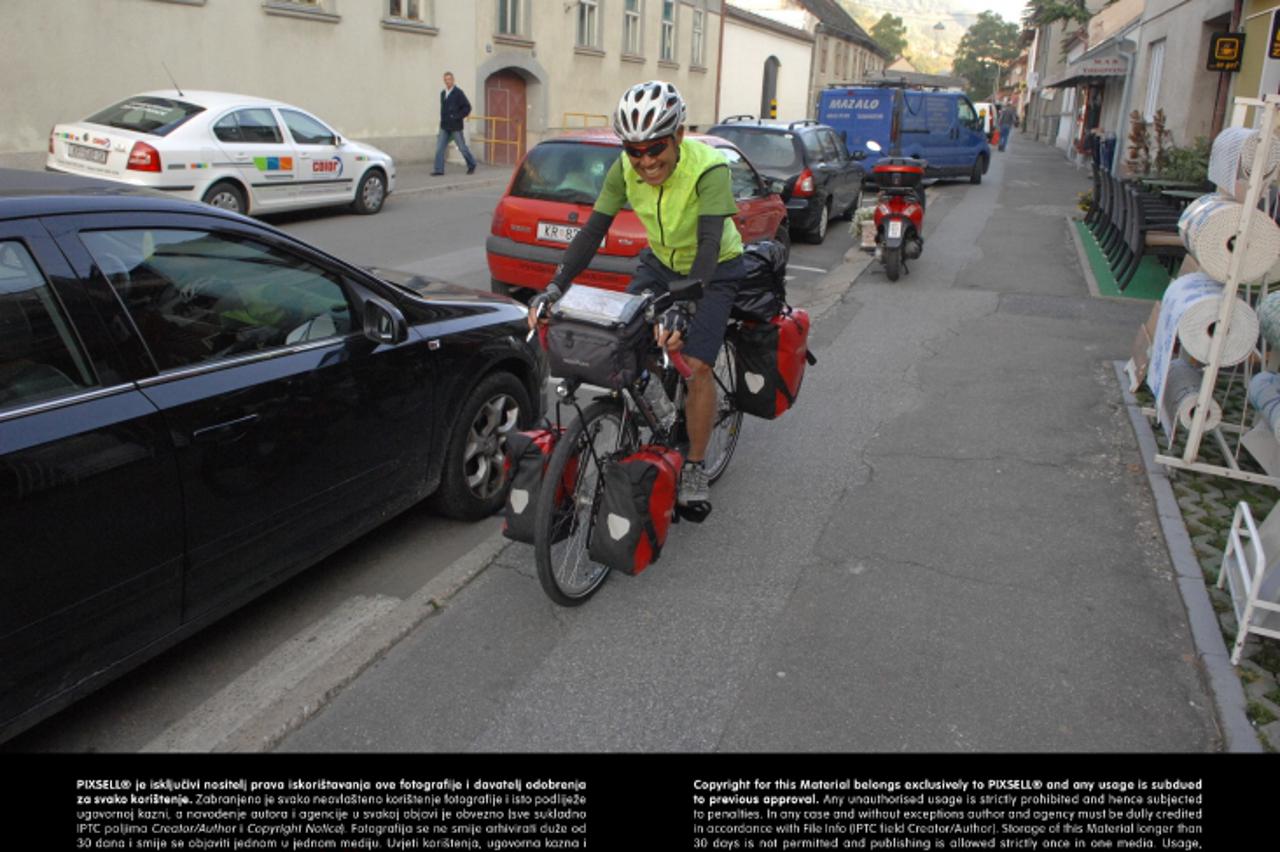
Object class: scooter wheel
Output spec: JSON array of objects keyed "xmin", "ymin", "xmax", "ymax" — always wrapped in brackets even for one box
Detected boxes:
[{"xmin": 884, "ymin": 246, "xmax": 901, "ymax": 282}]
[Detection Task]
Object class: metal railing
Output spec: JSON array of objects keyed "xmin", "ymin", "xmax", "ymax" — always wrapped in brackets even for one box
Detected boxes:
[
  {"xmin": 562, "ymin": 112, "xmax": 609, "ymax": 128},
  {"xmin": 467, "ymin": 114, "xmax": 524, "ymax": 165}
]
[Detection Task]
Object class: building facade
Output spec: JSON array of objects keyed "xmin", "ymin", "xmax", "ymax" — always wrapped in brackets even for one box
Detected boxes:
[
  {"xmin": 1125, "ymin": 0, "xmax": 1235, "ymax": 150},
  {"xmin": 1023, "ymin": 0, "xmax": 1246, "ymax": 173},
  {"xmin": 719, "ymin": 4, "xmax": 814, "ymax": 120},
  {"xmin": 727, "ymin": 0, "xmax": 891, "ymax": 116},
  {"xmin": 0, "ymin": 0, "xmax": 727, "ymax": 168}
]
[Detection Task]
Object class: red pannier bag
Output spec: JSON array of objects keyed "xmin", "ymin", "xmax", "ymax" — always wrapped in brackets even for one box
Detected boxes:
[
  {"xmin": 733, "ymin": 306, "xmax": 816, "ymax": 419},
  {"xmin": 587, "ymin": 446, "xmax": 683, "ymax": 575},
  {"xmin": 502, "ymin": 428, "xmax": 578, "ymax": 544}
]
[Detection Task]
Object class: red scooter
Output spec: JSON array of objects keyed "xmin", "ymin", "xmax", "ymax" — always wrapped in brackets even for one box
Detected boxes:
[{"xmin": 864, "ymin": 139, "xmax": 926, "ymax": 282}]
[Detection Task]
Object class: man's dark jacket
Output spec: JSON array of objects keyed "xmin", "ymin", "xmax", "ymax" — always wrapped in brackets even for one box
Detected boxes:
[{"xmin": 440, "ymin": 86, "xmax": 472, "ymax": 132}]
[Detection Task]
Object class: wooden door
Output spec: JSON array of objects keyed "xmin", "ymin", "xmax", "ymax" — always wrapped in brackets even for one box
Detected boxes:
[{"xmin": 484, "ymin": 71, "xmax": 526, "ymax": 166}]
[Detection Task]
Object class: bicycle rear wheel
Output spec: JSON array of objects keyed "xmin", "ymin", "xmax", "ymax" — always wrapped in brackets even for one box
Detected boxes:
[
  {"xmin": 703, "ymin": 336, "xmax": 744, "ymax": 484},
  {"xmin": 534, "ymin": 400, "xmax": 640, "ymax": 606}
]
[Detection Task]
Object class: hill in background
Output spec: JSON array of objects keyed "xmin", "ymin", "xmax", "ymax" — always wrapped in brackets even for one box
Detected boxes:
[{"xmin": 840, "ymin": 0, "xmax": 1015, "ymax": 76}]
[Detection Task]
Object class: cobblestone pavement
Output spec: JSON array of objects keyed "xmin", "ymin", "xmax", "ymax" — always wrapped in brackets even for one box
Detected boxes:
[{"xmin": 1138, "ymin": 377, "xmax": 1280, "ymax": 750}]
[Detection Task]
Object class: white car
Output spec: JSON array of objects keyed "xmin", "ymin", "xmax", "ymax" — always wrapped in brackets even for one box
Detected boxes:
[{"xmin": 46, "ymin": 90, "xmax": 396, "ymax": 216}]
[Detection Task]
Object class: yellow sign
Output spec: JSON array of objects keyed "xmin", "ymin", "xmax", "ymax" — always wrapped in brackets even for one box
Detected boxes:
[{"xmin": 1208, "ymin": 33, "xmax": 1244, "ymax": 72}]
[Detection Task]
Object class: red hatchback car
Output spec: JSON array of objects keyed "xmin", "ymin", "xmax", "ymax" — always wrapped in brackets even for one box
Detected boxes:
[{"xmin": 487, "ymin": 129, "xmax": 789, "ymax": 297}]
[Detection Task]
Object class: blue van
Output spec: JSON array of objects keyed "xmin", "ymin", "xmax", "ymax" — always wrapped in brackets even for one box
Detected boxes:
[{"xmin": 818, "ymin": 86, "xmax": 991, "ymax": 184}]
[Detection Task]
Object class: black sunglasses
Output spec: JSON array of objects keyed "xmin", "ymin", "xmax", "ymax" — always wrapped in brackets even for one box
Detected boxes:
[{"xmin": 623, "ymin": 138, "xmax": 671, "ymax": 159}]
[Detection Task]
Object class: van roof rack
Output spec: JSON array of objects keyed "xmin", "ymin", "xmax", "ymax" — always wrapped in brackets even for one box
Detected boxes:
[
  {"xmin": 787, "ymin": 119, "xmax": 819, "ymax": 130},
  {"xmin": 719, "ymin": 114, "xmax": 759, "ymax": 123},
  {"xmin": 863, "ymin": 73, "xmax": 963, "ymax": 92}
]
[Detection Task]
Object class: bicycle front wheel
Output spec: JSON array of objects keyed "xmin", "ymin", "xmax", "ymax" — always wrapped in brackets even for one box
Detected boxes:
[
  {"xmin": 534, "ymin": 400, "xmax": 639, "ymax": 606},
  {"xmin": 703, "ymin": 336, "xmax": 744, "ymax": 484}
]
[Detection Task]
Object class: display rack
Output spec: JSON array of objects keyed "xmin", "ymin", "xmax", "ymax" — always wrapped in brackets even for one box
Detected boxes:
[{"xmin": 1148, "ymin": 94, "xmax": 1280, "ymax": 488}]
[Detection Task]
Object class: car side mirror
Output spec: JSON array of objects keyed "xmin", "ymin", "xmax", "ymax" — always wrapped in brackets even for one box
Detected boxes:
[{"xmin": 363, "ymin": 297, "xmax": 408, "ymax": 345}]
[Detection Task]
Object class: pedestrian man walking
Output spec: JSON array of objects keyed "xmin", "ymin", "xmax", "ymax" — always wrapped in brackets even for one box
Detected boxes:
[
  {"xmin": 433, "ymin": 72, "xmax": 477, "ymax": 176},
  {"xmin": 997, "ymin": 103, "xmax": 1016, "ymax": 153}
]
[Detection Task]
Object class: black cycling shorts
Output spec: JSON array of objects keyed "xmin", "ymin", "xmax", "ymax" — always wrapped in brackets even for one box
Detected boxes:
[{"xmin": 626, "ymin": 249, "xmax": 745, "ymax": 366}]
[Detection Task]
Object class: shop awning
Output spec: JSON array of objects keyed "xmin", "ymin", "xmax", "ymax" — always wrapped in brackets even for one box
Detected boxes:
[{"xmin": 1044, "ymin": 27, "xmax": 1136, "ymax": 88}]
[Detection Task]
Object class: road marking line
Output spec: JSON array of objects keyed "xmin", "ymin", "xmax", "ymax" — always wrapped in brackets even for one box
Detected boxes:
[
  {"xmin": 141, "ymin": 594, "xmax": 401, "ymax": 753},
  {"xmin": 788, "ymin": 264, "xmax": 828, "ymax": 274}
]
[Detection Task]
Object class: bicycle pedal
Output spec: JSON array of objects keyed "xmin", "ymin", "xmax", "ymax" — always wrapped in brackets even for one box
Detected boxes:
[{"xmin": 676, "ymin": 501, "xmax": 712, "ymax": 523}]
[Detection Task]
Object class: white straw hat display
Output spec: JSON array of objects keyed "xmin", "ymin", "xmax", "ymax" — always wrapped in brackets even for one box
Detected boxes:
[
  {"xmin": 1162, "ymin": 357, "xmax": 1223, "ymax": 432},
  {"xmin": 1178, "ymin": 194, "xmax": 1280, "ymax": 284}
]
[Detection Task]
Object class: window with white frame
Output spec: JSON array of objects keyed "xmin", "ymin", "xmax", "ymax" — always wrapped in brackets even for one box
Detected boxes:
[
  {"xmin": 387, "ymin": 0, "xmax": 431, "ymax": 24},
  {"xmin": 623, "ymin": 0, "xmax": 642, "ymax": 55},
  {"xmin": 498, "ymin": 0, "xmax": 526, "ymax": 36},
  {"xmin": 577, "ymin": 0, "xmax": 601, "ymax": 48},
  {"xmin": 660, "ymin": 0, "xmax": 676, "ymax": 62},
  {"xmin": 1144, "ymin": 39, "xmax": 1165, "ymax": 121},
  {"xmin": 691, "ymin": 2, "xmax": 706, "ymax": 67}
]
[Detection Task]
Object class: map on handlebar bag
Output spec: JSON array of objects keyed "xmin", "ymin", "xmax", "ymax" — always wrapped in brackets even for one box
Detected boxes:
[{"xmin": 553, "ymin": 285, "xmax": 647, "ymax": 327}]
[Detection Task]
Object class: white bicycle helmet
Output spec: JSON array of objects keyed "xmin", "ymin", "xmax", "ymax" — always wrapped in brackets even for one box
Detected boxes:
[{"xmin": 613, "ymin": 80, "xmax": 686, "ymax": 142}]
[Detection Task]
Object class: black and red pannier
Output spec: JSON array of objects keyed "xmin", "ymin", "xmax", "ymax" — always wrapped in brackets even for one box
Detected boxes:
[
  {"xmin": 733, "ymin": 306, "xmax": 816, "ymax": 420},
  {"xmin": 587, "ymin": 446, "xmax": 683, "ymax": 575},
  {"xmin": 502, "ymin": 427, "xmax": 578, "ymax": 544}
]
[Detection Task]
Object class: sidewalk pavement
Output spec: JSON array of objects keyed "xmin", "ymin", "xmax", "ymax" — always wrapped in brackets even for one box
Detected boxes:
[{"xmin": 393, "ymin": 160, "xmax": 514, "ymax": 197}]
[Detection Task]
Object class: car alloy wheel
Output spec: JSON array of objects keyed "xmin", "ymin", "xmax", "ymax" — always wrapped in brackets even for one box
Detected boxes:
[
  {"xmin": 806, "ymin": 199, "xmax": 829, "ymax": 244},
  {"xmin": 463, "ymin": 392, "xmax": 522, "ymax": 501},
  {"xmin": 202, "ymin": 182, "xmax": 246, "ymax": 213},
  {"xmin": 354, "ymin": 171, "xmax": 387, "ymax": 214}
]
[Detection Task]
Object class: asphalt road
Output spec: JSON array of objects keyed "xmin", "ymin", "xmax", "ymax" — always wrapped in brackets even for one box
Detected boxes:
[
  {"xmin": 3, "ymin": 182, "xmax": 860, "ymax": 753},
  {"xmin": 276, "ymin": 146, "xmax": 1217, "ymax": 753}
]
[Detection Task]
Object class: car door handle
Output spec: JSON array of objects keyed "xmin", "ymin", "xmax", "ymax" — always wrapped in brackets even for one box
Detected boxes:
[{"xmin": 192, "ymin": 413, "xmax": 261, "ymax": 444}]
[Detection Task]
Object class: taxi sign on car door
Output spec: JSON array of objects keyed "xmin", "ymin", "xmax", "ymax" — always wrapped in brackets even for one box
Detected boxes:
[{"xmin": 1207, "ymin": 33, "xmax": 1244, "ymax": 72}]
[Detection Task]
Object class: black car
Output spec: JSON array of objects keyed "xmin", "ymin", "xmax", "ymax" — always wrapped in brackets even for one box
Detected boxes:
[
  {"xmin": 0, "ymin": 169, "xmax": 543, "ymax": 742},
  {"xmin": 707, "ymin": 117, "xmax": 864, "ymax": 244}
]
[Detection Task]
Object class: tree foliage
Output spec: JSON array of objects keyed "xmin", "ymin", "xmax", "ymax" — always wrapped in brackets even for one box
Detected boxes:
[
  {"xmin": 1022, "ymin": 0, "xmax": 1097, "ymax": 29},
  {"xmin": 953, "ymin": 12, "xmax": 1021, "ymax": 101},
  {"xmin": 871, "ymin": 13, "xmax": 909, "ymax": 61}
]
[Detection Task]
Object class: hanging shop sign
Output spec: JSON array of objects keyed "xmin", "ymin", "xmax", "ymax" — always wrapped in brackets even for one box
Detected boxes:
[
  {"xmin": 1071, "ymin": 55, "xmax": 1127, "ymax": 78},
  {"xmin": 1207, "ymin": 32, "xmax": 1245, "ymax": 72},
  {"xmin": 1271, "ymin": 13, "xmax": 1280, "ymax": 60}
]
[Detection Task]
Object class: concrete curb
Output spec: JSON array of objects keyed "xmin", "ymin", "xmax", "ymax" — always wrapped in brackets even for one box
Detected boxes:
[
  {"xmin": 395, "ymin": 175, "xmax": 510, "ymax": 198},
  {"xmin": 219, "ymin": 530, "xmax": 513, "ymax": 753},
  {"xmin": 1112, "ymin": 360, "xmax": 1263, "ymax": 753}
]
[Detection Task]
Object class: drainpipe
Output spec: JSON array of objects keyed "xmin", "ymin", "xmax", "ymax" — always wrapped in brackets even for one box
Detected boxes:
[
  {"xmin": 1210, "ymin": 0, "xmax": 1244, "ymax": 138},
  {"xmin": 1110, "ymin": 37, "xmax": 1138, "ymax": 175},
  {"xmin": 714, "ymin": 2, "xmax": 726, "ymax": 122}
]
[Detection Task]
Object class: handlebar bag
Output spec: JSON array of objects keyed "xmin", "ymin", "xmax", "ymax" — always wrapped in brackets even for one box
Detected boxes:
[
  {"xmin": 733, "ymin": 307, "xmax": 816, "ymax": 419},
  {"xmin": 502, "ymin": 427, "xmax": 578, "ymax": 544},
  {"xmin": 548, "ymin": 286, "xmax": 650, "ymax": 389},
  {"xmin": 587, "ymin": 445, "xmax": 683, "ymax": 575},
  {"xmin": 731, "ymin": 239, "xmax": 790, "ymax": 322}
]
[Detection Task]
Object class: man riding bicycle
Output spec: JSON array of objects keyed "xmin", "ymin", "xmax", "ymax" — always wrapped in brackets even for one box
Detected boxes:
[{"xmin": 529, "ymin": 80, "xmax": 745, "ymax": 509}]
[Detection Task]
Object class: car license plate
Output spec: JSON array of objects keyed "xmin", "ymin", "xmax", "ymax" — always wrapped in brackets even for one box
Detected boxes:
[
  {"xmin": 537, "ymin": 222, "xmax": 581, "ymax": 244},
  {"xmin": 67, "ymin": 143, "xmax": 108, "ymax": 165},
  {"xmin": 887, "ymin": 220, "xmax": 903, "ymax": 239}
]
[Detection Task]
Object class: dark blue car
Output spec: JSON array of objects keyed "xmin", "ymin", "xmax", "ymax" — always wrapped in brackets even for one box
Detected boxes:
[{"xmin": 0, "ymin": 169, "xmax": 543, "ymax": 742}]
